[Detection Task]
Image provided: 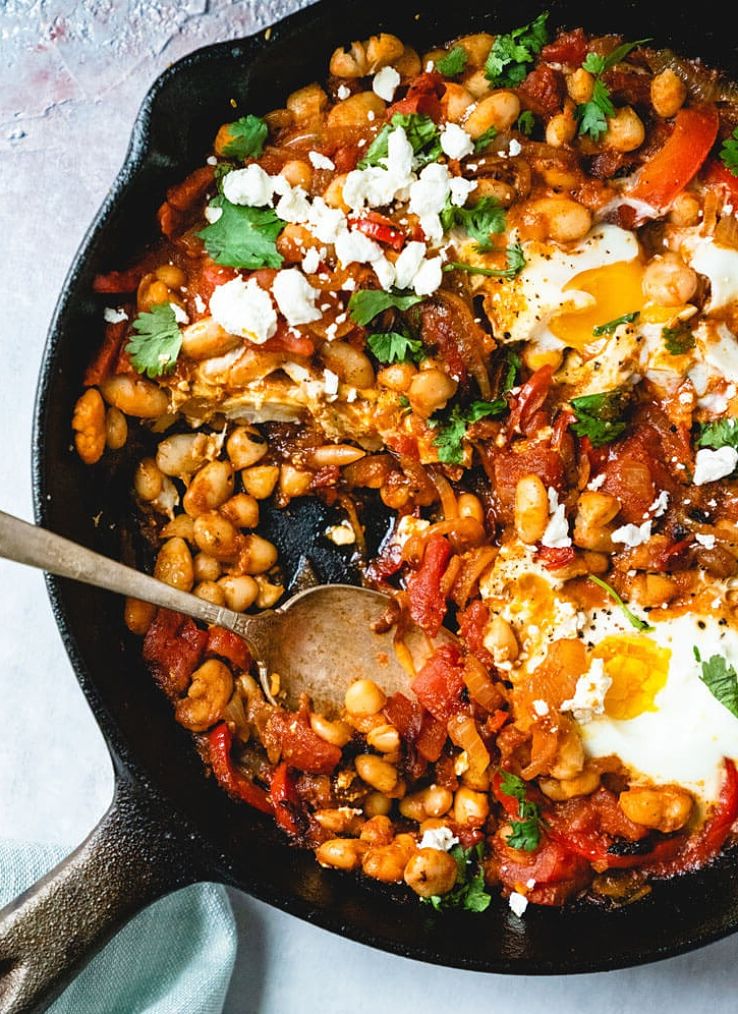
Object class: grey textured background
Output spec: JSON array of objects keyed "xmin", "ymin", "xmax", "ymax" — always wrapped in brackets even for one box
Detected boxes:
[{"xmin": 1, "ymin": 2, "xmax": 737, "ymax": 1010}]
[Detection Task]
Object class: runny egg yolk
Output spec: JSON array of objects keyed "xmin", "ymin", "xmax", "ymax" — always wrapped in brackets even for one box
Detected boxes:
[
  {"xmin": 550, "ymin": 260, "xmax": 645, "ymax": 350},
  {"xmin": 592, "ymin": 634, "xmax": 671, "ymax": 720}
]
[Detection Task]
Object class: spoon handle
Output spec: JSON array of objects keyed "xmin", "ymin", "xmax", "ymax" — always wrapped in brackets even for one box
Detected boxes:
[{"xmin": 0, "ymin": 509, "xmax": 248, "ymax": 633}]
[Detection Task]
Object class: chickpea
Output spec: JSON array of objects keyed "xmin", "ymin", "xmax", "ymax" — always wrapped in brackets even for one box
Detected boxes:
[
  {"xmin": 314, "ymin": 809, "xmax": 362, "ymax": 835},
  {"xmin": 100, "ymin": 375, "xmax": 169, "ymax": 419},
  {"xmin": 408, "ymin": 369, "xmax": 457, "ymax": 418},
  {"xmin": 226, "ymin": 427, "xmax": 268, "ymax": 470},
  {"xmin": 525, "ymin": 197, "xmax": 592, "ymax": 243},
  {"xmin": 364, "ymin": 792, "xmax": 392, "ymax": 818},
  {"xmin": 316, "ymin": 838, "xmax": 366, "ymax": 871},
  {"xmin": 566, "ymin": 68, "xmax": 594, "ymax": 104},
  {"xmin": 327, "ymin": 92, "xmax": 386, "ymax": 128},
  {"xmin": 193, "ymin": 552, "xmax": 221, "ymax": 583},
  {"xmin": 330, "ymin": 41, "xmax": 369, "ymax": 78},
  {"xmin": 484, "ymin": 615, "xmax": 519, "ymax": 664},
  {"xmin": 458, "ymin": 493, "xmax": 484, "ymax": 524},
  {"xmin": 174, "ymin": 658, "xmax": 233, "ymax": 732},
  {"xmin": 453, "ymin": 787, "xmax": 489, "ymax": 825},
  {"xmin": 345, "ymin": 678, "xmax": 386, "ymax": 716},
  {"xmin": 642, "ymin": 253, "xmax": 698, "ymax": 306},
  {"xmin": 343, "ymin": 455, "xmax": 394, "ymax": 490},
  {"xmin": 443, "ymin": 83, "xmax": 475, "ymax": 123},
  {"xmin": 670, "ymin": 192, "xmax": 701, "ymax": 227},
  {"xmin": 322, "ymin": 174, "xmax": 350, "ymax": 213},
  {"xmin": 218, "ymin": 575, "xmax": 258, "ymax": 612},
  {"xmin": 395, "ymin": 46, "xmax": 422, "ymax": 81},
  {"xmin": 514, "ymin": 474, "xmax": 549, "ymax": 544},
  {"xmin": 546, "ymin": 111, "xmax": 576, "ymax": 148},
  {"xmin": 604, "ymin": 106, "xmax": 645, "ymax": 153},
  {"xmin": 279, "ymin": 464, "xmax": 313, "ymax": 499},
  {"xmin": 286, "ymin": 83, "xmax": 327, "ymax": 125},
  {"xmin": 155, "ymin": 263, "xmax": 185, "ymax": 289},
  {"xmin": 241, "ymin": 464, "xmax": 279, "ymax": 500},
  {"xmin": 366, "ymin": 723, "xmax": 401, "ymax": 754},
  {"xmin": 254, "ymin": 575, "xmax": 284, "ymax": 609},
  {"xmin": 539, "ymin": 769, "xmax": 601, "ymax": 800},
  {"xmin": 105, "ymin": 407, "xmax": 128, "ymax": 451},
  {"xmin": 183, "ymin": 460, "xmax": 234, "ymax": 517},
  {"xmin": 161, "ymin": 514, "xmax": 195, "ymax": 542},
  {"xmin": 156, "ymin": 433, "xmax": 213, "ymax": 477},
  {"xmin": 377, "ymin": 362, "xmax": 417, "ymax": 393},
  {"xmin": 124, "ymin": 597, "xmax": 156, "ymax": 636},
  {"xmin": 137, "ymin": 274, "xmax": 170, "ymax": 313},
  {"xmin": 154, "ymin": 537, "xmax": 194, "ymax": 591},
  {"xmin": 470, "ymin": 178, "xmax": 516, "ymax": 207},
  {"xmin": 193, "ymin": 511, "xmax": 240, "ymax": 561},
  {"xmin": 355, "ymin": 754, "xmax": 398, "ymax": 794},
  {"xmin": 549, "ymin": 723, "xmax": 585, "ymax": 781},
  {"xmin": 465, "ymin": 69, "xmax": 491, "ymax": 99},
  {"xmin": 619, "ymin": 785, "xmax": 694, "ymax": 833},
  {"xmin": 456, "ymin": 32, "xmax": 494, "ymax": 68},
  {"xmin": 404, "ymin": 848, "xmax": 459, "ymax": 899},
  {"xmin": 362, "ymin": 840, "xmax": 415, "ymax": 883},
  {"xmin": 631, "ymin": 572, "xmax": 678, "ymax": 607},
  {"xmin": 365, "ymin": 32, "xmax": 405, "ymax": 72},
  {"xmin": 221, "ymin": 493, "xmax": 259, "ymax": 530},
  {"xmin": 322, "ymin": 341, "xmax": 375, "ymax": 388},
  {"xmin": 359, "ymin": 815, "xmax": 394, "ymax": 846},
  {"xmin": 72, "ymin": 388, "xmax": 106, "ymax": 465},
  {"xmin": 181, "ymin": 317, "xmax": 240, "ymax": 361},
  {"xmin": 310, "ymin": 712, "xmax": 353, "ymax": 747},
  {"xmin": 134, "ymin": 457, "xmax": 163, "ymax": 502},
  {"xmin": 239, "ymin": 534, "xmax": 278, "ymax": 575},
  {"xmin": 573, "ymin": 490, "xmax": 621, "ymax": 552},
  {"xmin": 651, "ymin": 69, "xmax": 687, "ymax": 118},
  {"xmin": 463, "ymin": 90, "xmax": 521, "ymax": 138},
  {"xmin": 194, "ymin": 580, "xmax": 226, "ymax": 606},
  {"xmin": 400, "ymin": 785, "xmax": 453, "ymax": 821}
]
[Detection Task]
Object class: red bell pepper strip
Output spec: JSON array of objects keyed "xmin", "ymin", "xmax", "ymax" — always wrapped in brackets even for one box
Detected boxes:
[
  {"xmin": 536, "ymin": 545, "xmax": 577, "ymax": 571},
  {"xmin": 83, "ymin": 320, "xmax": 129, "ymax": 386},
  {"xmin": 407, "ymin": 533, "xmax": 452, "ymax": 636},
  {"xmin": 411, "ymin": 642, "xmax": 465, "ymax": 723},
  {"xmin": 208, "ymin": 723, "xmax": 274, "ymax": 814},
  {"xmin": 206, "ymin": 626, "xmax": 252, "ymax": 670},
  {"xmin": 92, "ymin": 266, "xmax": 145, "ymax": 294},
  {"xmin": 269, "ymin": 761, "xmax": 301, "ymax": 836},
  {"xmin": 703, "ymin": 158, "xmax": 738, "ymax": 204},
  {"xmin": 267, "ymin": 711, "xmax": 342, "ymax": 774},
  {"xmin": 387, "ymin": 70, "xmax": 445, "ymax": 121},
  {"xmin": 628, "ymin": 105, "xmax": 719, "ymax": 210},
  {"xmin": 349, "ymin": 211, "xmax": 406, "ymax": 251},
  {"xmin": 507, "ymin": 364, "xmax": 555, "ymax": 436}
]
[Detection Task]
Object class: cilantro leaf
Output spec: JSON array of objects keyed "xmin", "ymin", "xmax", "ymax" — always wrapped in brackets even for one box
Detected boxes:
[
  {"xmin": 695, "ymin": 651, "xmax": 738, "ymax": 718},
  {"xmin": 592, "ymin": 311, "xmax": 640, "ymax": 337},
  {"xmin": 436, "ymin": 45, "xmax": 468, "ymax": 77},
  {"xmin": 421, "ymin": 844, "xmax": 491, "ymax": 914},
  {"xmin": 582, "ymin": 52, "xmax": 607, "ymax": 76},
  {"xmin": 517, "ymin": 110, "xmax": 536, "ymax": 137},
  {"xmin": 500, "ymin": 349, "xmax": 521, "ymax": 393},
  {"xmin": 498, "ymin": 771, "xmax": 543, "ymax": 851},
  {"xmin": 444, "ymin": 243, "xmax": 526, "ymax": 279},
  {"xmin": 440, "ymin": 196, "xmax": 506, "ymax": 251},
  {"xmin": 663, "ymin": 322, "xmax": 695, "ymax": 355},
  {"xmin": 367, "ymin": 331, "xmax": 423, "ymax": 364},
  {"xmin": 474, "ymin": 125, "xmax": 499, "ymax": 153},
  {"xmin": 697, "ymin": 418, "xmax": 738, "ymax": 451},
  {"xmin": 359, "ymin": 113, "xmax": 441, "ymax": 170},
  {"xmin": 219, "ymin": 114, "xmax": 268, "ymax": 160},
  {"xmin": 213, "ymin": 160, "xmax": 238, "ymax": 191},
  {"xmin": 485, "ymin": 12, "xmax": 549, "ymax": 87},
  {"xmin": 508, "ymin": 818, "xmax": 542, "ymax": 851},
  {"xmin": 348, "ymin": 289, "xmax": 424, "ymax": 326},
  {"xmin": 430, "ymin": 404, "xmax": 469, "ymax": 464},
  {"xmin": 198, "ymin": 196, "xmax": 284, "ymax": 269},
  {"xmin": 720, "ymin": 126, "xmax": 738, "ymax": 177},
  {"xmin": 589, "ymin": 575, "xmax": 654, "ymax": 632},
  {"xmin": 577, "ymin": 78, "xmax": 615, "ymax": 141},
  {"xmin": 570, "ymin": 388, "xmax": 630, "ymax": 446},
  {"xmin": 466, "ymin": 398, "xmax": 508, "ymax": 422},
  {"xmin": 125, "ymin": 303, "xmax": 182, "ymax": 379}
]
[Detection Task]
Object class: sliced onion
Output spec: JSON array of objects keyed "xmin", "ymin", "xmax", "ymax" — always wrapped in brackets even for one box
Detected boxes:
[
  {"xmin": 447, "ymin": 714, "xmax": 490, "ymax": 777},
  {"xmin": 463, "ymin": 655, "xmax": 504, "ymax": 713},
  {"xmin": 452, "ymin": 545, "xmax": 498, "ymax": 608}
]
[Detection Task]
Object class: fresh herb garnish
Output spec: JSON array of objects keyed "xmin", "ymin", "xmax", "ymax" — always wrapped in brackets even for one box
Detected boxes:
[
  {"xmin": 219, "ymin": 114, "xmax": 268, "ymax": 161},
  {"xmin": 517, "ymin": 110, "xmax": 536, "ymax": 137},
  {"xmin": 694, "ymin": 647, "xmax": 738, "ymax": 718},
  {"xmin": 444, "ymin": 243, "xmax": 526, "ymax": 280},
  {"xmin": 663, "ymin": 322, "xmax": 696, "ymax": 355},
  {"xmin": 359, "ymin": 113, "xmax": 442, "ymax": 170},
  {"xmin": 570, "ymin": 388, "xmax": 630, "ymax": 446},
  {"xmin": 440, "ymin": 196, "xmax": 506, "ymax": 251},
  {"xmin": 348, "ymin": 289, "xmax": 424, "ymax": 326},
  {"xmin": 367, "ymin": 331, "xmax": 424, "ymax": 364},
  {"xmin": 474, "ymin": 125, "xmax": 499, "ymax": 153},
  {"xmin": 484, "ymin": 12, "xmax": 549, "ymax": 87},
  {"xmin": 697, "ymin": 418, "xmax": 738, "ymax": 451},
  {"xmin": 499, "ymin": 771, "xmax": 543, "ymax": 851},
  {"xmin": 125, "ymin": 303, "xmax": 182, "ymax": 379},
  {"xmin": 592, "ymin": 311, "xmax": 640, "ymax": 337},
  {"xmin": 198, "ymin": 196, "xmax": 284, "ymax": 269},
  {"xmin": 720, "ymin": 126, "xmax": 738, "ymax": 177},
  {"xmin": 576, "ymin": 39, "xmax": 651, "ymax": 141},
  {"xmin": 436, "ymin": 45, "xmax": 469, "ymax": 77},
  {"xmin": 590, "ymin": 575, "xmax": 654, "ymax": 632},
  {"xmin": 422, "ymin": 843, "xmax": 491, "ymax": 913}
]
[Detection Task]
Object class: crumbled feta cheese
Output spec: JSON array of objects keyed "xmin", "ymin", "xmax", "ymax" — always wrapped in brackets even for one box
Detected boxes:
[
  {"xmin": 611, "ymin": 520, "xmax": 652, "ymax": 547},
  {"xmin": 688, "ymin": 362, "xmax": 710, "ymax": 396},
  {"xmin": 532, "ymin": 699, "xmax": 549, "ymax": 717},
  {"xmin": 337, "ymin": 84, "xmax": 351, "ymax": 101},
  {"xmin": 335, "ymin": 229, "xmax": 384, "ymax": 267},
  {"xmin": 508, "ymin": 138, "xmax": 522, "ymax": 157},
  {"xmin": 301, "ymin": 247, "xmax": 322, "ymax": 274},
  {"xmin": 419, "ymin": 826, "xmax": 459, "ymax": 852},
  {"xmin": 449, "ymin": 176, "xmax": 477, "ymax": 207},
  {"xmin": 372, "ymin": 65, "xmax": 401, "ymax": 102},
  {"xmin": 309, "ymin": 151, "xmax": 335, "ymax": 171},
  {"xmin": 526, "ymin": 878, "xmax": 536, "ymax": 889},
  {"xmin": 193, "ymin": 294, "xmax": 206, "ymax": 315},
  {"xmin": 561, "ymin": 658, "xmax": 612, "ymax": 723},
  {"xmin": 209, "ymin": 276, "xmax": 277, "ymax": 344},
  {"xmin": 206, "ymin": 155, "xmax": 218, "ymax": 166},
  {"xmin": 588, "ymin": 473, "xmax": 606, "ymax": 491},
  {"xmin": 693, "ymin": 446, "xmax": 738, "ymax": 485},
  {"xmin": 323, "ymin": 368, "xmax": 340, "ymax": 397},
  {"xmin": 307, "ymin": 198, "xmax": 347, "ymax": 244},
  {"xmin": 103, "ymin": 307, "xmax": 128, "ymax": 324},
  {"xmin": 325, "ymin": 519, "xmax": 356, "ymax": 545},
  {"xmin": 412, "ymin": 256, "xmax": 443, "ymax": 296},
  {"xmin": 372, "ymin": 254, "xmax": 397, "ymax": 291},
  {"xmin": 695, "ymin": 533, "xmax": 717, "ymax": 549},
  {"xmin": 541, "ymin": 488, "xmax": 571, "ymax": 549},
  {"xmin": 343, "ymin": 127, "xmax": 415, "ymax": 210},
  {"xmin": 169, "ymin": 302, "xmax": 189, "ymax": 325},
  {"xmin": 222, "ymin": 164, "xmax": 274, "ymax": 207},
  {"xmin": 394, "ymin": 515, "xmax": 430, "ymax": 547},
  {"xmin": 272, "ymin": 269, "xmax": 322, "ymax": 326},
  {"xmin": 394, "ymin": 241, "xmax": 427, "ymax": 290},
  {"xmin": 409, "ymin": 162, "xmax": 451, "ymax": 219},
  {"xmin": 508, "ymin": 892, "xmax": 529, "ymax": 918},
  {"xmin": 440, "ymin": 123, "xmax": 474, "ymax": 160},
  {"xmin": 204, "ymin": 205, "xmax": 223, "ymax": 224},
  {"xmin": 275, "ymin": 184, "xmax": 311, "ymax": 224},
  {"xmin": 648, "ymin": 490, "xmax": 669, "ymax": 518}
]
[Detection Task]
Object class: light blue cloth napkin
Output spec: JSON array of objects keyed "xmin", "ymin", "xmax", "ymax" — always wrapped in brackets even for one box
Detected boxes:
[{"xmin": 0, "ymin": 841, "xmax": 237, "ymax": 1013}]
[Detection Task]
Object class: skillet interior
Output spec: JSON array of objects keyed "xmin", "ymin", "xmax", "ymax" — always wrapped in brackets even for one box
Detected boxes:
[{"xmin": 33, "ymin": 0, "xmax": 738, "ymax": 973}]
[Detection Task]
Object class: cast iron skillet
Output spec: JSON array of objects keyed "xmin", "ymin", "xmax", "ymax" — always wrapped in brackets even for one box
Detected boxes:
[{"xmin": 1, "ymin": 0, "xmax": 738, "ymax": 1009}]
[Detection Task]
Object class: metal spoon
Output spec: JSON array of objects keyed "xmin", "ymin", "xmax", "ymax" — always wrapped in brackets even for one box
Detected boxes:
[{"xmin": 0, "ymin": 510, "xmax": 447, "ymax": 713}]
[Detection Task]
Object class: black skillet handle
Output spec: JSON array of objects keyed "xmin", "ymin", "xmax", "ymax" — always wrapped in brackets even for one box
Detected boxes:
[{"xmin": 0, "ymin": 775, "xmax": 205, "ymax": 1014}]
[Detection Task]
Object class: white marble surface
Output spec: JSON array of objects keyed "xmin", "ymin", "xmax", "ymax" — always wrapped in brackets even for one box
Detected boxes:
[{"xmin": 1, "ymin": 2, "xmax": 737, "ymax": 1011}]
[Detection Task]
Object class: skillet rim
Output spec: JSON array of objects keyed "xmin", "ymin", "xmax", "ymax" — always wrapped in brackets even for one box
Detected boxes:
[{"xmin": 30, "ymin": 0, "xmax": 738, "ymax": 975}]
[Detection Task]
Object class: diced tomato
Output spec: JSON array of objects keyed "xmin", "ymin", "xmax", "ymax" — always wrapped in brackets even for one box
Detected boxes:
[
  {"xmin": 270, "ymin": 761, "xmax": 301, "ymax": 835},
  {"xmin": 206, "ymin": 627, "xmax": 252, "ymax": 670},
  {"xmin": 491, "ymin": 438, "xmax": 565, "ymax": 521},
  {"xmin": 208, "ymin": 723, "xmax": 274, "ymax": 814},
  {"xmin": 350, "ymin": 211, "xmax": 406, "ymax": 251},
  {"xmin": 267, "ymin": 710, "xmax": 342, "ymax": 774},
  {"xmin": 92, "ymin": 266, "xmax": 145, "ymax": 294},
  {"xmin": 407, "ymin": 534, "xmax": 452, "ymax": 636},
  {"xmin": 541, "ymin": 28, "xmax": 589, "ymax": 67},
  {"xmin": 83, "ymin": 320, "xmax": 128, "ymax": 386},
  {"xmin": 332, "ymin": 145, "xmax": 361, "ymax": 173},
  {"xmin": 261, "ymin": 316, "xmax": 315, "ymax": 358},
  {"xmin": 385, "ymin": 432, "xmax": 419, "ymax": 458},
  {"xmin": 518, "ymin": 65, "xmax": 565, "ymax": 119},
  {"xmin": 628, "ymin": 105, "xmax": 719, "ymax": 210},
  {"xmin": 600, "ymin": 420, "xmax": 684, "ymax": 524},
  {"xmin": 188, "ymin": 257, "xmax": 238, "ymax": 304},
  {"xmin": 387, "ymin": 71, "xmax": 445, "ymax": 121},
  {"xmin": 487, "ymin": 709, "xmax": 510, "ymax": 734},
  {"xmin": 415, "ymin": 710, "xmax": 449, "ymax": 762},
  {"xmin": 166, "ymin": 165, "xmax": 215, "ymax": 212},
  {"xmin": 507, "ymin": 365, "xmax": 555, "ymax": 435},
  {"xmin": 536, "ymin": 545, "xmax": 576, "ymax": 571},
  {"xmin": 142, "ymin": 609, "xmax": 208, "ymax": 698},
  {"xmin": 457, "ymin": 600, "xmax": 493, "ymax": 668},
  {"xmin": 384, "ymin": 692, "xmax": 422, "ymax": 741},
  {"xmin": 411, "ymin": 642, "xmax": 465, "ymax": 723},
  {"xmin": 157, "ymin": 200, "xmax": 184, "ymax": 239},
  {"xmin": 703, "ymin": 158, "xmax": 738, "ymax": 204},
  {"xmin": 495, "ymin": 835, "xmax": 592, "ymax": 906}
]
